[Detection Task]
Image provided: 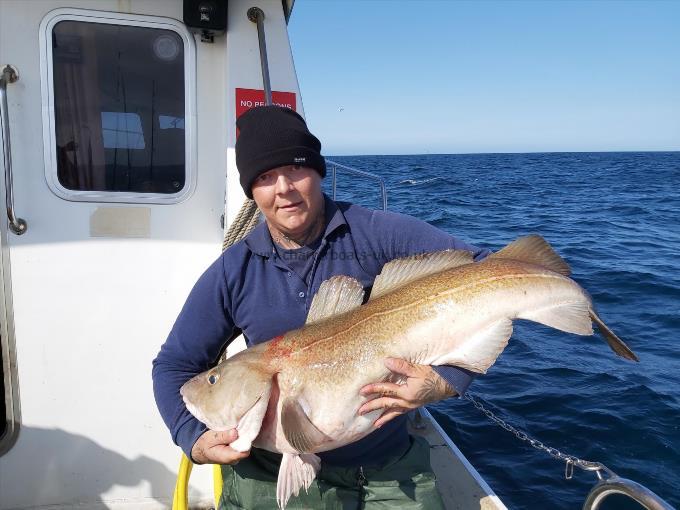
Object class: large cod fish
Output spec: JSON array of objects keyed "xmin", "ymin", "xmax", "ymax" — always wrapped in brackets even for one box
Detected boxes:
[{"xmin": 181, "ymin": 235, "xmax": 638, "ymax": 508}]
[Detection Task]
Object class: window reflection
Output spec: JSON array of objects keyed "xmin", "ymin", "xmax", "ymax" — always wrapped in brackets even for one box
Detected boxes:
[
  {"xmin": 53, "ymin": 21, "xmax": 185, "ymax": 194},
  {"xmin": 101, "ymin": 112, "xmax": 145, "ymax": 150}
]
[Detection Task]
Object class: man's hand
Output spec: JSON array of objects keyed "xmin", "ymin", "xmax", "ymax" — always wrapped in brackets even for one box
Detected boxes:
[
  {"xmin": 191, "ymin": 429, "xmax": 250, "ymax": 465},
  {"xmin": 357, "ymin": 358, "xmax": 456, "ymax": 429}
]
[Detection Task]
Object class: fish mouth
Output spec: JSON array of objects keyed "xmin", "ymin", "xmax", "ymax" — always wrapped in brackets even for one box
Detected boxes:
[
  {"xmin": 180, "ymin": 376, "xmax": 226, "ymax": 430},
  {"xmin": 182, "ymin": 392, "xmax": 231, "ymax": 432},
  {"xmin": 179, "ymin": 374, "xmax": 200, "ymax": 405}
]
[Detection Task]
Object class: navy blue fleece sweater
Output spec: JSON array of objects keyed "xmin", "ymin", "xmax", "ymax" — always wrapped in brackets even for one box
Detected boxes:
[{"xmin": 152, "ymin": 196, "xmax": 490, "ymax": 467}]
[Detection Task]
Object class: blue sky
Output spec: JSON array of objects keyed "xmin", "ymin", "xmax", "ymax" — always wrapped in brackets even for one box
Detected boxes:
[{"xmin": 288, "ymin": 1, "xmax": 680, "ymax": 155}]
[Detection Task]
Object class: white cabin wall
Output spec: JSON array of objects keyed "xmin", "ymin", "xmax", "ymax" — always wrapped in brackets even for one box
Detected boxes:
[
  {"xmin": 0, "ymin": 0, "xmax": 302, "ymax": 508},
  {"xmin": 224, "ymin": 0, "xmax": 304, "ymax": 227}
]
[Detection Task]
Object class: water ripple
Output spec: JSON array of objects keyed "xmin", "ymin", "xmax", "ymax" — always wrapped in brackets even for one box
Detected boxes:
[{"xmin": 329, "ymin": 152, "xmax": 680, "ymax": 509}]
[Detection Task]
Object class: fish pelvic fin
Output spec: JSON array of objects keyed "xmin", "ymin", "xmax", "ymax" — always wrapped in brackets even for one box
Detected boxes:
[
  {"xmin": 281, "ymin": 397, "xmax": 332, "ymax": 453},
  {"xmin": 590, "ymin": 310, "xmax": 639, "ymax": 361},
  {"xmin": 489, "ymin": 235, "xmax": 571, "ymax": 276},
  {"xmin": 370, "ymin": 249, "xmax": 474, "ymax": 300},
  {"xmin": 306, "ymin": 276, "xmax": 365, "ymax": 324},
  {"xmin": 276, "ymin": 452, "xmax": 321, "ymax": 509}
]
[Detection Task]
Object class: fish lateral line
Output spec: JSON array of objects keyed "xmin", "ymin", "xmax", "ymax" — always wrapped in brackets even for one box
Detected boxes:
[{"xmin": 288, "ymin": 270, "xmax": 570, "ymax": 356}]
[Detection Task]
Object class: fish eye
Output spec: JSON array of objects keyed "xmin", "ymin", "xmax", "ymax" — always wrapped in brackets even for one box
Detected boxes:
[{"xmin": 207, "ymin": 373, "xmax": 219, "ymax": 385}]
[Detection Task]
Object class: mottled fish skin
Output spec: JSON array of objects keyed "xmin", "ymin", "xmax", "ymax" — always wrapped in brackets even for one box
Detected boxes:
[
  {"xmin": 180, "ymin": 236, "xmax": 638, "ymax": 507},
  {"xmin": 251, "ymin": 259, "xmax": 594, "ymax": 453}
]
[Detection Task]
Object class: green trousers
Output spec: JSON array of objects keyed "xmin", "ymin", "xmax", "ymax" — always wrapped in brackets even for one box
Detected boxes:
[{"xmin": 219, "ymin": 436, "xmax": 445, "ymax": 509}]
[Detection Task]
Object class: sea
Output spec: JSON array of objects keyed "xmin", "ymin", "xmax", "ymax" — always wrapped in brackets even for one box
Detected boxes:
[{"xmin": 323, "ymin": 152, "xmax": 679, "ymax": 510}]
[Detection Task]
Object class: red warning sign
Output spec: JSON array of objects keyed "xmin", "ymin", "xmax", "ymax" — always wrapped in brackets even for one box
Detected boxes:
[{"xmin": 235, "ymin": 88, "xmax": 297, "ymax": 120}]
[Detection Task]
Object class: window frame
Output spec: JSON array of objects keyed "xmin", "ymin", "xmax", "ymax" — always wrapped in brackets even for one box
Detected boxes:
[{"xmin": 39, "ymin": 8, "xmax": 197, "ymax": 204}]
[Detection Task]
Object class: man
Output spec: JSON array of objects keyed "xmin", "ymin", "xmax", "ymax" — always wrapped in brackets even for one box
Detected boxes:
[{"xmin": 153, "ymin": 106, "xmax": 490, "ymax": 508}]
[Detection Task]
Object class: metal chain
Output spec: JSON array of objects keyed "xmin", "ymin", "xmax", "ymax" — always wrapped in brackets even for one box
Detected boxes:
[{"xmin": 464, "ymin": 392, "xmax": 615, "ymax": 481}]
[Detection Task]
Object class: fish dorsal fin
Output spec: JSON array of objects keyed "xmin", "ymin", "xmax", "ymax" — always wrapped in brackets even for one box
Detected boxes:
[
  {"xmin": 306, "ymin": 275, "xmax": 365, "ymax": 324},
  {"xmin": 489, "ymin": 235, "xmax": 571, "ymax": 276},
  {"xmin": 370, "ymin": 250, "xmax": 474, "ymax": 301}
]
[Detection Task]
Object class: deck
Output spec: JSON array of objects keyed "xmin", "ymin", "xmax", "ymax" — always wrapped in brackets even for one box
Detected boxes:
[{"xmin": 409, "ymin": 408, "xmax": 507, "ymax": 510}]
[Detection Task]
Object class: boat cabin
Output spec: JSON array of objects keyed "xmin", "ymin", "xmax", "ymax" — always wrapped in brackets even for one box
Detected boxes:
[{"xmin": 0, "ymin": 1, "xmax": 505, "ymax": 508}]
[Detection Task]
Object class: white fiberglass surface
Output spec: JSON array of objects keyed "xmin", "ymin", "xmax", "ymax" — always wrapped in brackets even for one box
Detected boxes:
[
  {"xmin": 0, "ymin": 0, "xmax": 302, "ymax": 507},
  {"xmin": 0, "ymin": 240, "xmax": 218, "ymax": 508}
]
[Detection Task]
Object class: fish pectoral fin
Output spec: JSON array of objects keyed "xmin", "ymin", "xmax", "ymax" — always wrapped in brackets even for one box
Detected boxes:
[
  {"xmin": 306, "ymin": 275, "xmax": 365, "ymax": 324},
  {"xmin": 370, "ymin": 249, "xmax": 474, "ymax": 300},
  {"xmin": 488, "ymin": 235, "xmax": 571, "ymax": 276},
  {"xmin": 281, "ymin": 397, "xmax": 332, "ymax": 453},
  {"xmin": 276, "ymin": 452, "xmax": 321, "ymax": 509},
  {"xmin": 432, "ymin": 319, "xmax": 514, "ymax": 374},
  {"xmin": 518, "ymin": 300, "xmax": 593, "ymax": 335}
]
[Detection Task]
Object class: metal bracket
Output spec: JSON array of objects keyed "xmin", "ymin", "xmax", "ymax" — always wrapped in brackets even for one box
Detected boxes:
[
  {"xmin": 1, "ymin": 65, "xmax": 18, "ymax": 84},
  {"xmin": 0, "ymin": 65, "xmax": 27, "ymax": 235},
  {"xmin": 247, "ymin": 7, "xmax": 272, "ymax": 106}
]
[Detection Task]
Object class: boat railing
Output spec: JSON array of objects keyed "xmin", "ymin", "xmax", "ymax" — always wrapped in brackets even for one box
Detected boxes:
[
  {"xmin": 583, "ymin": 476, "xmax": 675, "ymax": 510},
  {"xmin": 326, "ymin": 159, "xmax": 388, "ymax": 211},
  {"xmin": 466, "ymin": 392, "xmax": 676, "ymax": 510}
]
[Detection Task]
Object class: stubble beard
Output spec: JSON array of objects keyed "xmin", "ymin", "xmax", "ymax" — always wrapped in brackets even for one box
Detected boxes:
[{"xmin": 271, "ymin": 209, "xmax": 325, "ymax": 249}]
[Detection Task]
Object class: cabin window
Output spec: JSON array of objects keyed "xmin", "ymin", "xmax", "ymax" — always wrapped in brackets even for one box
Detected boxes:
[{"xmin": 41, "ymin": 12, "xmax": 196, "ymax": 203}]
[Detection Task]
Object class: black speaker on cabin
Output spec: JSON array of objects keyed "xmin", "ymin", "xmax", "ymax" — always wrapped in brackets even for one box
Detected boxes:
[{"xmin": 183, "ymin": 0, "xmax": 227, "ymax": 42}]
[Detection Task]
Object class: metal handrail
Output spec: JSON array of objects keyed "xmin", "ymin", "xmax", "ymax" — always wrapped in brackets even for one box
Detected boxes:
[
  {"xmin": 326, "ymin": 159, "xmax": 387, "ymax": 211},
  {"xmin": 247, "ymin": 7, "xmax": 272, "ymax": 106},
  {"xmin": 0, "ymin": 65, "xmax": 27, "ymax": 235},
  {"xmin": 583, "ymin": 476, "xmax": 675, "ymax": 510}
]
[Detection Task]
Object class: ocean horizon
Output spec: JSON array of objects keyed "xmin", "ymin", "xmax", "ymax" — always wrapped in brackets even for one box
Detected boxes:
[{"xmin": 327, "ymin": 149, "xmax": 680, "ymax": 158}]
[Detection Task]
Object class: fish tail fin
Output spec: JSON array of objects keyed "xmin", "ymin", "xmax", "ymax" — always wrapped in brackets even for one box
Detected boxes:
[
  {"xmin": 276, "ymin": 452, "xmax": 320, "ymax": 509},
  {"xmin": 589, "ymin": 310, "xmax": 639, "ymax": 362},
  {"xmin": 518, "ymin": 301, "xmax": 639, "ymax": 362}
]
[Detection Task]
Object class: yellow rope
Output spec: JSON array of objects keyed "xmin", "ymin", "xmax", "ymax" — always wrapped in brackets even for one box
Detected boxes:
[
  {"xmin": 172, "ymin": 454, "xmax": 193, "ymax": 510},
  {"xmin": 170, "ymin": 456, "xmax": 224, "ymax": 510},
  {"xmin": 213, "ymin": 464, "xmax": 224, "ymax": 508}
]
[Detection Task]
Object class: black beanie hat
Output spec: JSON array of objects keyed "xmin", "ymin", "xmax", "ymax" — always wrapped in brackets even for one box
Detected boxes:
[{"xmin": 235, "ymin": 106, "xmax": 326, "ymax": 198}]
